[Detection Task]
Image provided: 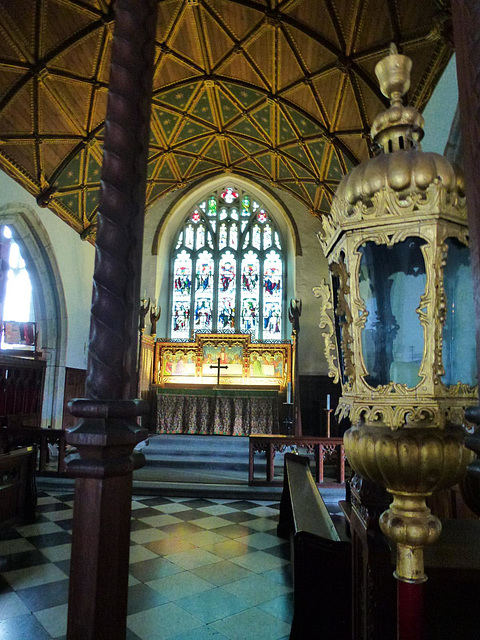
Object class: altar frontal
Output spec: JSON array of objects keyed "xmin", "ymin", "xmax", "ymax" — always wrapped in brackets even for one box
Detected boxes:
[{"xmin": 154, "ymin": 334, "xmax": 291, "ymax": 435}]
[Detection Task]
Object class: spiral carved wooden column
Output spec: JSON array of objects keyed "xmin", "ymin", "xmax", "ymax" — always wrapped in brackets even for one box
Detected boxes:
[
  {"xmin": 66, "ymin": 1, "xmax": 158, "ymax": 639},
  {"xmin": 452, "ymin": 1, "xmax": 480, "ymax": 516}
]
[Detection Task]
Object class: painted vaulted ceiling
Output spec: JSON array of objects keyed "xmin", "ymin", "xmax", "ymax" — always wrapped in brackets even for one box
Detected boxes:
[{"xmin": 0, "ymin": 0, "xmax": 452, "ymax": 239}]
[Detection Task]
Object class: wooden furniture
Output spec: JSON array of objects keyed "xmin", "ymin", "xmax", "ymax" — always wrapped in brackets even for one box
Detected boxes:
[
  {"xmin": 249, "ymin": 434, "xmax": 345, "ymax": 484},
  {"xmin": 157, "ymin": 387, "xmax": 279, "ymax": 436},
  {"xmin": 277, "ymin": 453, "xmax": 351, "ymax": 640},
  {"xmin": 0, "ymin": 424, "xmax": 67, "ymax": 473},
  {"xmin": 0, "ymin": 445, "xmax": 36, "ymax": 526}
]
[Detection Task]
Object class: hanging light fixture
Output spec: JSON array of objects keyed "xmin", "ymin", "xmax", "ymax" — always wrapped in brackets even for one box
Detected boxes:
[{"xmin": 316, "ymin": 44, "xmax": 477, "ymax": 584}]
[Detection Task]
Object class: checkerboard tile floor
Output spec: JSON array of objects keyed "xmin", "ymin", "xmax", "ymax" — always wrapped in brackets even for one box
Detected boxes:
[{"xmin": 0, "ymin": 491, "xmax": 293, "ymax": 639}]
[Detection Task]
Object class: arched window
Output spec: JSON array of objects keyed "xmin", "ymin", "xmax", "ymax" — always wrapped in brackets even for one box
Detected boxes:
[
  {"xmin": 170, "ymin": 186, "xmax": 285, "ymax": 340},
  {"xmin": 1, "ymin": 225, "xmax": 35, "ymax": 350}
]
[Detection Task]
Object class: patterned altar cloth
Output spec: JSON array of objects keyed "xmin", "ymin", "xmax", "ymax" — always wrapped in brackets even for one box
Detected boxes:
[{"xmin": 156, "ymin": 387, "xmax": 279, "ymax": 436}]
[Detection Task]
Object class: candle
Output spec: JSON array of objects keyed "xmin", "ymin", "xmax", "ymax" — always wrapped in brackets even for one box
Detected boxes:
[
  {"xmin": 287, "ymin": 382, "xmax": 292, "ymax": 403},
  {"xmin": 326, "ymin": 394, "xmax": 331, "ymax": 410}
]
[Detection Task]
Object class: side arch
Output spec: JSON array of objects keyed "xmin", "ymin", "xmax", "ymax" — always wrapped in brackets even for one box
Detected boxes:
[{"xmin": 0, "ymin": 202, "xmax": 67, "ymax": 428}]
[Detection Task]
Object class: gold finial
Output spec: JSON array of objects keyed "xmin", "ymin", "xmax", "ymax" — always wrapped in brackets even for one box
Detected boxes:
[{"xmin": 375, "ymin": 43, "xmax": 412, "ymax": 107}]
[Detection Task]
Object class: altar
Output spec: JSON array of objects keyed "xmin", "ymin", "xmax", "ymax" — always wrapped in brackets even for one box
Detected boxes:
[{"xmin": 152, "ymin": 334, "xmax": 291, "ymax": 436}]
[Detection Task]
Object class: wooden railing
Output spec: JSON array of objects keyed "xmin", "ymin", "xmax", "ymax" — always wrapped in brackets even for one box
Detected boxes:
[
  {"xmin": 0, "ymin": 354, "xmax": 45, "ymax": 421},
  {"xmin": 248, "ymin": 434, "xmax": 346, "ymax": 484}
]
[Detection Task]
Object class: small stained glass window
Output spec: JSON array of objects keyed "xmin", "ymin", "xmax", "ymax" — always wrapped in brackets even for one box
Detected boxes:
[{"xmin": 191, "ymin": 210, "xmax": 201, "ymax": 223}]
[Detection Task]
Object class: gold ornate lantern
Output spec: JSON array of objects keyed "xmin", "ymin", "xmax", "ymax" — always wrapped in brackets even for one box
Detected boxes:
[{"xmin": 316, "ymin": 45, "xmax": 477, "ymax": 584}]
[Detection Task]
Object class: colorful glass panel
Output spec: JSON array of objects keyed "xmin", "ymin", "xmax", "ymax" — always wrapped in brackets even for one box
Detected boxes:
[
  {"xmin": 219, "ymin": 223, "xmax": 228, "ymax": 250},
  {"xmin": 230, "ymin": 208, "xmax": 238, "ymax": 220},
  {"xmin": 191, "ymin": 210, "xmax": 201, "ymax": 223},
  {"xmin": 229, "ymin": 223, "xmax": 238, "ymax": 249},
  {"xmin": 263, "ymin": 250, "xmax": 282, "ymax": 338},
  {"xmin": 208, "ymin": 195, "xmax": 216, "ymax": 216},
  {"xmin": 217, "ymin": 251, "xmax": 236, "ymax": 331},
  {"xmin": 264, "ymin": 224, "xmax": 272, "ymax": 249},
  {"xmin": 242, "ymin": 195, "xmax": 250, "ymax": 216},
  {"xmin": 195, "ymin": 251, "xmax": 213, "ymax": 293},
  {"xmin": 185, "ymin": 224, "xmax": 194, "ymax": 249},
  {"xmin": 221, "ymin": 187, "xmax": 238, "ymax": 203},
  {"xmin": 257, "ymin": 210, "xmax": 267, "ymax": 223},
  {"xmin": 240, "ymin": 252, "xmax": 260, "ymax": 337},
  {"xmin": 171, "ymin": 250, "xmax": 192, "ymax": 338},
  {"xmin": 219, "ymin": 207, "xmax": 228, "ymax": 220},
  {"xmin": 196, "ymin": 225, "xmax": 205, "ymax": 249},
  {"xmin": 252, "ymin": 224, "xmax": 261, "ymax": 249}
]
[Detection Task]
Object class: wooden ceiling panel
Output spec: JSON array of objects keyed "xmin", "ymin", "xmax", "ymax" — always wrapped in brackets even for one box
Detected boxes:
[
  {"xmin": 0, "ymin": 0, "xmax": 454, "ymax": 234},
  {"xmin": 277, "ymin": 30, "xmax": 308, "ymax": 91},
  {"xmin": 350, "ymin": 1, "xmax": 395, "ymax": 53},
  {"xmin": 2, "ymin": 0, "xmax": 37, "ymax": 59},
  {"xmin": 38, "ymin": 83, "xmax": 83, "ymax": 135},
  {"xmin": 169, "ymin": 9, "xmax": 207, "ymax": 69},
  {"xmin": 0, "ymin": 67, "xmax": 27, "ymax": 102},
  {"xmin": 285, "ymin": 1, "xmax": 343, "ymax": 51},
  {"xmin": 201, "ymin": 9, "xmax": 235, "ymax": 68},
  {"xmin": 243, "ymin": 28, "xmax": 274, "ymax": 89},
  {"xmin": 206, "ymin": 0, "xmax": 264, "ymax": 41},
  {"xmin": 49, "ymin": 29, "xmax": 104, "ymax": 77},
  {"xmin": 40, "ymin": 140, "xmax": 79, "ymax": 178},
  {"xmin": 40, "ymin": 0, "xmax": 101, "ymax": 58},
  {"xmin": 44, "ymin": 77, "xmax": 93, "ymax": 132},
  {"xmin": 1, "ymin": 144, "xmax": 37, "ymax": 179},
  {"xmin": 153, "ymin": 55, "xmax": 201, "ymax": 91},
  {"xmin": 284, "ymin": 26, "xmax": 338, "ymax": 73},
  {"xmin": 0, "ymin": 81, "xmax": 34, "ymax": 134}
]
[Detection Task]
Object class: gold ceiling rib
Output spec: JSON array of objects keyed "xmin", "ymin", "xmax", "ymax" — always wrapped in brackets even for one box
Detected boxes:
[{"xmin": 0, "ymin": 0, "xmax": 453, "ymax": 238}]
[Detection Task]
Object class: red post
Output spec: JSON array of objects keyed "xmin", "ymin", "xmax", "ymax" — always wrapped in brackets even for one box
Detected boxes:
[{"xmin": 397, "ymin": 581, "xmax": 424, "ymax": 640}]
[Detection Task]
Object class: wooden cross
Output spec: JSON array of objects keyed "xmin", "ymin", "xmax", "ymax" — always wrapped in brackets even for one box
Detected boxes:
[{"xmin": 210, "ymin": 357, "xmax": 228, "ymax": 384}]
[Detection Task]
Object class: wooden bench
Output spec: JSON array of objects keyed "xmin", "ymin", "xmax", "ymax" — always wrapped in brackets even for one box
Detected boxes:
[
  {"xmin": 277, "ymin": 453, "xmax": 351, "ymax": 640},
  {"xmin": 0, "ymin": 445, "xmax": 37, "ymax": 526},
  {"xmin": 249, "ymin": 434, "xmax": 345, "ymax": 484}
]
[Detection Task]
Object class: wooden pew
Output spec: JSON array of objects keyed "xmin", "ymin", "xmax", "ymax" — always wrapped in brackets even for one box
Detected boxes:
[
  {"xmin": 0, "ymin": 445, "xmax": 37, "ymax": 526},
  {"xmin": 277, "ymin": 453, "xmax": 351, "ymax": 640}
]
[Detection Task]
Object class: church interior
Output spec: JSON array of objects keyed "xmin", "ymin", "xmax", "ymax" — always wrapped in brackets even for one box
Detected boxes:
[{"xmin": 1, "ymin": 0, "xmax": 480, "ymax": 638}]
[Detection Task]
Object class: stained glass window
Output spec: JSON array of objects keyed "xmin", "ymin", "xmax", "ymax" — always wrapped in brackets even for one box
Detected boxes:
[{"xmin": 170, "ymin": 186, "xmax": 285, "ymax": 339}]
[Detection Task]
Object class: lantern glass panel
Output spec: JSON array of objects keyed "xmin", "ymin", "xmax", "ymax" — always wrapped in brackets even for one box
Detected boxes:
[
  {"xmin": 359, "ymin": 238, "xmax": 426, "ymax": 388},
  {"xmin": 441, "ymin": 238, "xmax": 476, "ymax": 387}
]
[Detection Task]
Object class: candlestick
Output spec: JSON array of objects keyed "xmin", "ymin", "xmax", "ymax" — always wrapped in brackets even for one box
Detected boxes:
[
  {"xmin": 287, "ymin": 382, "xmax": 292, "ymax": 404},
  {"xmin": 326, "ymin": 394, "xmax": 331, "ymax": 410}
]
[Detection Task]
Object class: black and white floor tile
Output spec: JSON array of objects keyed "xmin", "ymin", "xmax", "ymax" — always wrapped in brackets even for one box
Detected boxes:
[{"xmin": 0, "ymin": 491, "xmax": 294, "ymax": 640}]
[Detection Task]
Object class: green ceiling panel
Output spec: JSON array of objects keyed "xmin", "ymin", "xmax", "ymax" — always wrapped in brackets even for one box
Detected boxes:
[
  {"xmin": 192, "ymin": 90, "xmax": 215, "ymax": 124},
  {"xmin": 85, "ymin": 187, "xmax": 100, "ymax": 218},
  {"xmin": 256, "ymin": 153, "xmax": 271, "ymax": 174},
  {"xmin": 342, "ymin": 151, "xmax": 356, "ymax": 173},
  {"xmin": 175, "ymin": 154, "xmax": 196, "ymax": 174},
  {"xmin": 223, "ymin": 82, "xmax": 264, "ymax": 109},
  {"xmin": 287, "ymin": 182, "xmax": 307, "ymax": 200},
  {"xmin": 56, "ymin": 151, "xmax": 83, "ymax": 188},
  {"xmin": 289, "ymin": 159, "xmax": 312, "ymax": 178},
  {"xmin": 178, "ymin": 139, "xmax": 207, "ymax": 155},
  {"xmin": 56, "ymin": 192, "xmax": 80, "ymax": 216},
  {"xmin": 147, "ymin": 156, "xmax": 160, "ymax": 178},
  {"xmin": 190, "ymin": 159, "xmax": 217, "ymax": 176},
  {"xmin": 218, "ymin": 92, "xmax": 242, "ymax": 124},
  {"xmin": 226, "ymin": 142, "xmax": 244, "ymax": 163},
  {"xmin": 236, "ymin": 138, "xmax": 265, "ymax": 154},
  {"xmin": 230, "ymin": 118, "xmax": 265, "ymax": 142},
  {"xmin": 176, "ymin": 120, "xmax": 212, "ymax": 143},
  {"xmin": 318, "ymin": 191, "xmax": 331, "ymax": 214},
  {"xmin": 238, "ymin": 158, "xmax": 266, "ymax": 175},
  {"xmin": 86, "ymin": 150, "xmax": 102, "ymax": 184},
  {"xmin": 148, "ymin": 183, "xmax": 173, "ymax": 204},
  {"xmin": 304, "ymin": 182, "xmax": 318, "ymax": 203},
  {"xmin": 278, "ymin": 111, "xmax": 298, "ymax": 144},
  {"xmin": 157, "ymin": 159, "xmax": 175, "ymax": 180},
  {"xmin": 286, "ymin": 106, "xmax": 324, "ymax": 137},
  {"xmin": 278, "ymin": 159, "xmax": 294, "ymax": 180},
  {"xmin": 203, "ymin": 140, "xmax": 223, "ymax": 162},
  {"xmin": 157, "ymin": 111, "xmax": 182, "ymax": 142},
  {"xmin": 328, "ymin": 149, "xmax": 344, "ymax": 181},
  {"xmin": 251, "ymin": 105, "xmax": 271, "ymax": 136},
  {"xmin": 158, "ymin": 83, "xmax": 199, "ymax": 110},
  {"xmin": 307, "ymin": 140, "xmax": 326, "ymax": 166},
  {"xmin": 285, "ymin": 144, "xmax": 310, "ymax": 167}
]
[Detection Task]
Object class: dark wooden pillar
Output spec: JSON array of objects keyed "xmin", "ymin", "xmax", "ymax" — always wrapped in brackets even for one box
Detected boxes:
[
  {"xmin": 451, "ymin": 2, "xmax": 480, "ymax": 514},
  {"xmin": 66, "ymin": 1, "xmax": 158, "ymax": 638}
]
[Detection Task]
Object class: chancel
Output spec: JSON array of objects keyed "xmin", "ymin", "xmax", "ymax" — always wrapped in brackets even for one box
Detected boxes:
[{"xmin": 1, "ymin": 2, "xmax": 480, "ymax": 640}]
